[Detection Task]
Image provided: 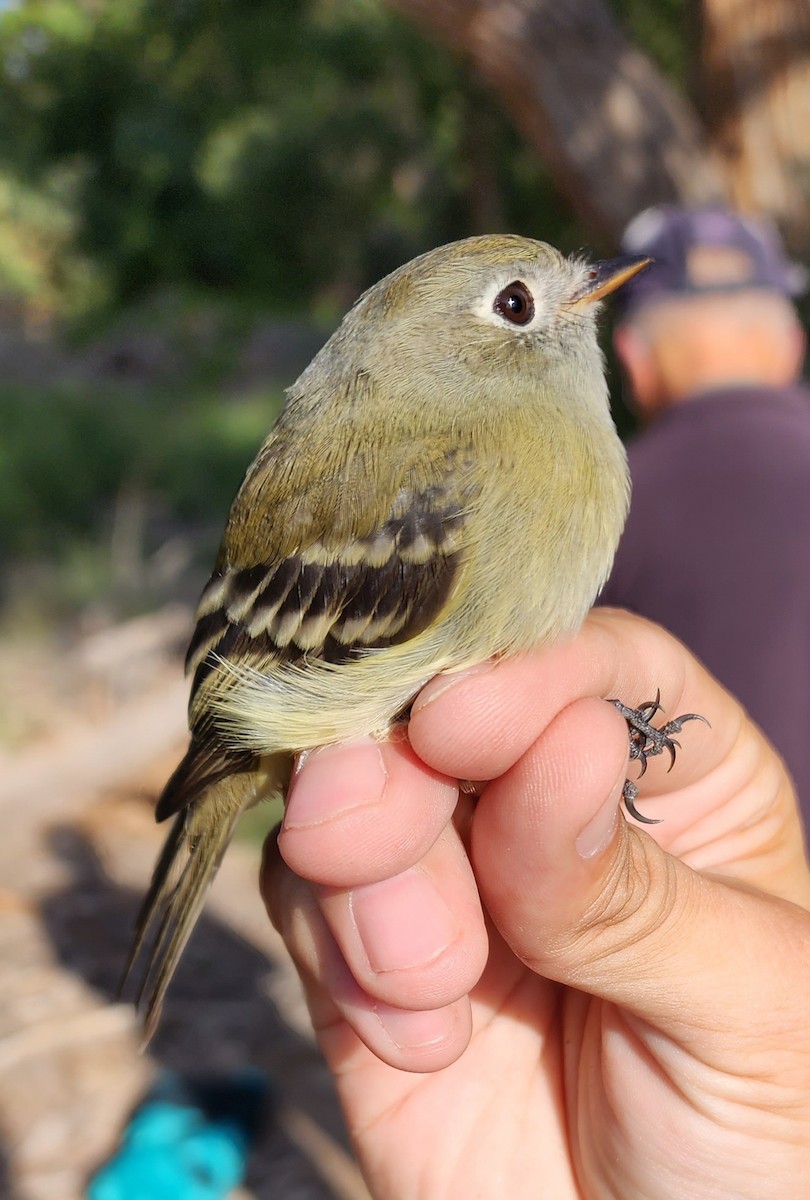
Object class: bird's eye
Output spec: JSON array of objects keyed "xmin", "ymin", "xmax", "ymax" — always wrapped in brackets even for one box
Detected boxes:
[{"xmin": 493, "ymin": 281, "xmax": 535, "ymax": 327}]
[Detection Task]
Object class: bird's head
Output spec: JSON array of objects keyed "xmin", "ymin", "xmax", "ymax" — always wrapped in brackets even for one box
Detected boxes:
[{"xmin": 296, "ymin": 235, "xmax": 649, "ymax": 429}]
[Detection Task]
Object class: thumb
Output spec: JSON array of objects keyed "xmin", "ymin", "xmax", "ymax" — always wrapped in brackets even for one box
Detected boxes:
[{"xmin": 471, "ymin": 697, "xmax": 805, "ymax": 1049}]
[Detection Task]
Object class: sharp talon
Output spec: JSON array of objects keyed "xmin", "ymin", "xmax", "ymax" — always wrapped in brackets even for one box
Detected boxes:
[
  {"xmin": 622, "ymin": 779, "xmax": 662, "ymax": 825},
  {"xmin": 636, "ymin": 692, "xmax": 664, "ymax": 721},
  {"xmin": 662, "ymin": 713, "xmax": 710, "ymax": 736}
]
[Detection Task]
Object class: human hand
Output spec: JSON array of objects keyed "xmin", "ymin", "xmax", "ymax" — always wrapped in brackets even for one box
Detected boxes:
[{"xmin": 261, "ymin": 609, "xmax": 810, "ymax": 1199}]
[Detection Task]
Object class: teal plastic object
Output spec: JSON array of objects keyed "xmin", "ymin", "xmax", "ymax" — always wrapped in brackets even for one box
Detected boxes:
[{"xmin": 87, "ymin": 1070, "xmax": 269, "ymax": 1200}]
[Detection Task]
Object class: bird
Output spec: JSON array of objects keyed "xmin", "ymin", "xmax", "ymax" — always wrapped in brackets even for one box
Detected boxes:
[{"xmin": 123, "ymin": 233, "xmax": 689, "ymax": 1040}]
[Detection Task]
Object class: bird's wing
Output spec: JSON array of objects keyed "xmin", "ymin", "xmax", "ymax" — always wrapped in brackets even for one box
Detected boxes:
[{"xmin": 156, "ymin": 439, "xmax": 477, "ymax": 820}]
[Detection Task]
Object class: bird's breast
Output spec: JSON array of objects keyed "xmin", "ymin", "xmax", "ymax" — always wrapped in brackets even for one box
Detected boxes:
[{"xmin": 444, "ymin": 415, "xmax": 629, "ymax": 661}]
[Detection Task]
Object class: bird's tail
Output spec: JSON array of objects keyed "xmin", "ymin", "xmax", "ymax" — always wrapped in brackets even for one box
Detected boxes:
[{"xmin": 121, "ymin": 769, "xmax": 274, "ymax": 1043}]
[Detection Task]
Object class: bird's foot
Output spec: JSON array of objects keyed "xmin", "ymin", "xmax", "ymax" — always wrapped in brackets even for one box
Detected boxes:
[{"xmin": 610, "ymin": 691, "xmax": 709, "ymax": 824}]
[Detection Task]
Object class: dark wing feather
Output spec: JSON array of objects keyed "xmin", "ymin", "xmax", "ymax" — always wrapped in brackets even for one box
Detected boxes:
[
  {"xmin": 155, "ymin": 737, "xmax": 255, "ymax": 823},
  {"xmin": 155, "ymin": 463, "xmax": 474, "ymax": 822},
  {"xmin": 131, "ymin": 421, "xmax": 477, "ymax": 1036}
]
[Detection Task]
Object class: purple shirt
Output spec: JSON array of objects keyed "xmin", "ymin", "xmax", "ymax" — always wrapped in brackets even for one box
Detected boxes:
[{"xmin": 600, "ymin": 385, "xmax": 810, "ymax": 827}]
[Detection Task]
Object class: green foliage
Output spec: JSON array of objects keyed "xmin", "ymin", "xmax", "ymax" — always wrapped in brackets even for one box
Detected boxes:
[
  {"xmin": 0, "ymin": 0, "xmax": 575, "ymax": 324},
  {"xmin": 0, "ymin": 378, "xmax": 281, "ymax": 616}
]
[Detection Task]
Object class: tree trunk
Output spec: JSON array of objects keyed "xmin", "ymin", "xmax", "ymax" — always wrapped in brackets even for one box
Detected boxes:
[
  {"xmin": 390, "ymin": 0, "xmax": 727, "ymax": 245},
  {"xmin": 701, "ymin": 0, "xmax": 810, "ymax": 254}
]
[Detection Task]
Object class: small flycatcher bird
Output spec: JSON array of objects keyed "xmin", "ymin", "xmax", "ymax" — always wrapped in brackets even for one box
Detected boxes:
[{"xmin": 124, "ymin": 234, "xmax": 698, "ymax": 1038}]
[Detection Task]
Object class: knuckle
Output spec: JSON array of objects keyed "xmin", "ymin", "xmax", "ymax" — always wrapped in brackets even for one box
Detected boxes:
[{"xmin": 571, "ymin": 831, "xmax": 683, "ymax": 960}]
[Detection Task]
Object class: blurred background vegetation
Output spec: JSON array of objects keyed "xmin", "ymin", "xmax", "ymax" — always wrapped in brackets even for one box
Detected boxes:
[
  {"xmin": 2, "ymin": 8, "xmax": 806, "ymax": 1192},
  {"xmin": 0, "ymin": 0, "xmax": 574, "ymax": 635},
  {"xmin": 0, "ymin": 0, "xmax": 807, "ymax": 638}
]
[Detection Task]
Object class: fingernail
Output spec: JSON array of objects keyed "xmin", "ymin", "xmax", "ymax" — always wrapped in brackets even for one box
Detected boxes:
[
  {"xmin": 411, "ymin": 660, "xmax": 496, "ymax": 714},
  {"xmin": 283, "ymin": 738, "xmax": 387, "ymax": 829},
  {"xmin": 575, "ymin": 769, "xmax": 625, "ymax": 859},
  {"xmin": 349, "ymin": 869, "xmax": 459, "ymax": 973},
  {"xmin": 372, "ymin": 1000, "xmax": 458, "ymax": 1050}
]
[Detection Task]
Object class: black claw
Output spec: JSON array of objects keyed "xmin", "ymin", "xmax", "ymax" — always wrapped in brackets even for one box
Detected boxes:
[
  {"xmin": 609, "ymin": 695, "xmax": 708, "ymax": 824},
  {"xmin": 635, "ymin": 692, "xmax": 664, "ymax": 722},
  {"xmin": 622, "ymin": 779, "xmax": 662, "ymax": 825},
  {"xmin": 659, "ymin": 713, "xmax": 710, "ymax": 737}
]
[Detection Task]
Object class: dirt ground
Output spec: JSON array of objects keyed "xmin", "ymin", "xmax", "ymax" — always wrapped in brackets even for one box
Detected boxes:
[{"xmin": 0, "ymin": 610, "xmax": 370, "ymax": 1200}]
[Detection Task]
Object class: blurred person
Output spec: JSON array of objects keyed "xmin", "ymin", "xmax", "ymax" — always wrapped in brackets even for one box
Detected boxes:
[{"xmin": 600, "ymin": 205, "xmax": 810, "ymax": 822}]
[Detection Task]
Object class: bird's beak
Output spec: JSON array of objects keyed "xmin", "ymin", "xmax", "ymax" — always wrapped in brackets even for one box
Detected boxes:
[{"xmin": 563, "ymin": 254, "xmax": 652, "ymax": 312}]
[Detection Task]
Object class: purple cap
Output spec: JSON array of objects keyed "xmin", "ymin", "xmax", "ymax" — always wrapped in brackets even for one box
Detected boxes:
[{"xmin": 615, "ymin": 205, "xmax": 807, "ymax": 316}]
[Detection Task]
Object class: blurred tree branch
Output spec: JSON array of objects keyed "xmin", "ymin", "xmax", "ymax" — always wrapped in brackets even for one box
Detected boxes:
[
  {"xmin": 701, "ymin": 0, "xmax": 810, "ymax": 252},
  {"xmin": 389, "ymin": 0, "xmax": 727, "ymax": 244}
]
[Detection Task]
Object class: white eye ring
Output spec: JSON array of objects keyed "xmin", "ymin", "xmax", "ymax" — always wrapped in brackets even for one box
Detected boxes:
[{"xmin": 493, "ymin": 280, "xmax": 535, "ymax": 327}]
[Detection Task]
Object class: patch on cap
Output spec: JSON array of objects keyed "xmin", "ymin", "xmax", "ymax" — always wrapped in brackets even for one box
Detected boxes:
[{"xmin": 685, "ymin": 245, "xmax": 758, "ymax": 288}]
